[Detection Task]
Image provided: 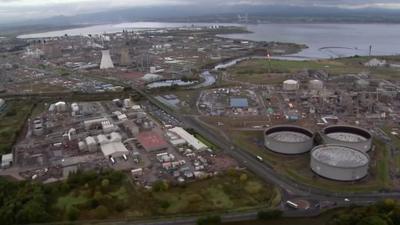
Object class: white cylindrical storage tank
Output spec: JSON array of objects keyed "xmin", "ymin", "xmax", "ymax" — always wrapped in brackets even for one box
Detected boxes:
[
  {"xmin": 309, "ymin": 79, "xmax": 324, "ymax": 90},
  {"xmin": 78, "ymin": 141, "xmax": 87, "ymax": 151},
  {"xmin": 264, "ymin": 125, "xmax": 315, "ymax": 154},
  {"xmin": 71, "ymin": 103, "xmax": 79, "ymax": 112},
  {"xmin": 85, "ymin": 136, "xmax": 97, "ymax": 152},
  {"xmin": 283, "ymin": 80, "xmax": 300, "ymax": 91},
  {"xmin": 311, "ymin": 145, "xmax": 369, "ymax": 181},
  {"xmin": 124, "ymin": 98, "xmax": 132, "ymax": 108},
  {"xmin": 33, "ymin": 124, "xmax": 44, "ymax": 136},
  {"xmin": 55, "ymin": 101, "xmax": 67, "ymax": 112},
  {"xmin": 321, "ymin": 125, "xmax": 372, "ymax": 152}
]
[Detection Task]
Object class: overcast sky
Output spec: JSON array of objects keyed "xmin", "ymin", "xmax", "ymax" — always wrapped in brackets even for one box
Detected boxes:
[{"xmin": 1, "ymin": 0, "xmax": 400, "ymax": 23}]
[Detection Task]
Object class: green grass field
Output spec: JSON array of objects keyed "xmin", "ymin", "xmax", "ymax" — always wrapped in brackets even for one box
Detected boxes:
[
  {"xmin": 226, "ymin": 56, "xmax": 400, "ymax": 85},
  {"xmin": 0, "ymin": 100, "xmax": 35, "ymax": 154}
]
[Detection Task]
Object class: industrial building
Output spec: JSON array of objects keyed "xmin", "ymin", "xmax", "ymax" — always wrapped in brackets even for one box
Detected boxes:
[
  {"xmin": 311, "ymin": 145, "xmax": 369, "ymax": 181},
  {"xmin": 230, "ymin": 98, "xmax": 249, "ymax": 108},
  {"xmin": 169, "ymin": 127, "xmax": 208, "ymax": 151},
  {"xmin": 1, "ymin": 153, "xmax": 13, "ymax": 169},
  {"xmin": 97, "ymin": 132, "xmax": 129, "ymax": 158},
  {"xmin": 321, "ymin": 125, "xmax": 372, "ymax": 152},
  {"xmin": 122, "ymin": 120, "xmax": 139, "ymax": 136},
  {"xmin": 264, "ymin": 125, "xmax": 314, "ymax": 154},
  {"xmin": 137, "ymin": 131, "xmax": 169, "ymax": 152},
  {"xmin": 84, "ymin": 117, "xmax": 109, "ymax": 130},
  {"xmin": 308, "ymin": 79, "xmax": 324, "ymax": 91}
]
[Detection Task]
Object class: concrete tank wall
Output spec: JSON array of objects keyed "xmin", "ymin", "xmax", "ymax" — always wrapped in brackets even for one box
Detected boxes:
[
  {"xmin": 321, "ymin": 125, "xmax": 372, "ymax": 152},
  {"xmin": 310, "ymin": 145, "xmax": 369, "ymax": 181},
  {"xmin": 264, "ymin": 125, "xmax": 315, "ymax": 154}
]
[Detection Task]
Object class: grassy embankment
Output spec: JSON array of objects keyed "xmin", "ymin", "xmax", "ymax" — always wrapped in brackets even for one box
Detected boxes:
[{"xmin": 0, "ymin": 100, "xmax": 35, "ymax": 154}]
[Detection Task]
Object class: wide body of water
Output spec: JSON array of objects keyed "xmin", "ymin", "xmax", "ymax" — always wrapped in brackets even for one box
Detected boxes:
[{"xmin": 18, "ymin": 22, "xmax": 400, "ymax": 59}]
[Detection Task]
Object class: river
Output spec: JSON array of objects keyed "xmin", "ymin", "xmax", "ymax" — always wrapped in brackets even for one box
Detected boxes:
[{"xmin": 18, "ymin": 22, "xmax": 400, "ymax": 59}]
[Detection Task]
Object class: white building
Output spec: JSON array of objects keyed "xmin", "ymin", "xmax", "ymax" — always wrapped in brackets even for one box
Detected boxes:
[
  {"xmin": 84, "ymin": 117, "xmax": 108, "ymax": 130},
  {"xmin": 100, "ymin": 50, "xmax": 114, "ymax": 69},
  {"xmin": 1, "ymin": 153, "xmax": 12, "ymax": 168},
  {"xmin": 101, "ymin": 120, "xmax": 116, "ymax": 133},
  {"xmin": 0, "ymin": 98, "xmax": 5, "ymax": 111},
  {"xmin": 365, "ymin": 58, "xmax": 387, "ymax": 67},
  {"xmin": 101, "ymin": 142, "xmax": 129, "ymax": 158},
  {"xmin": 169, "ymin": 127, "xmax": 208, "ymax": 151},
  {"xmin": 97, "ymin": 132, "xmax": 129, "ymax": 158},
  {"xmin": 85, "ymin": 136, "xmax": 97, "ymax": 152}
]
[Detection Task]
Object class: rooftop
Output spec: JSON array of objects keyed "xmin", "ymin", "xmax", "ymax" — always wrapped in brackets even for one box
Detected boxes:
[
  {"xmin": 137, "ymin": 131, "xmax": 169, "ymax": 152},
  {"xmin": 230, "ymin": 98, "xmax": 249, "ymax": 108},
  {"xmin": 312, "ymin": 145, "xmax": 369, "ymax": 167},
  {"xmin": 101, "ymin": 142, "xmax": 129, "ymax": 157}
]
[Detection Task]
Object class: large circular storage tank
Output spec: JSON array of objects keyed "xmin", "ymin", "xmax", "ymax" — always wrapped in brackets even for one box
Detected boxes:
[
  {"xmin": 309, "ymin": 79, "xmax": 324, "ymax": 90},
  {"xmin": 283, "ymin": 80, "xmax": 300, "ymax": 91},
  {"xmin": 265, "ymin": 125, "xmax": 314, "ymax": 154},
  {"xmin": 321, "ymin": 125, "xmax": 372, "ymax": 152},
  {"xmin": 311, "ymin": 145, "xmax": 369, "ymax": 181}
]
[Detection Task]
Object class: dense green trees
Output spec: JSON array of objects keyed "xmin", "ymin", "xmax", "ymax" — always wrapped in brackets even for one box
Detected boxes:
[
  {"xmin": 0, "ymin": 169, "xmax": 127, "ymax": 224},
  {"xmin": 329, "ymin": 199, "xmax": 400, "ymax": 225},
  {"xmin": 0, "ymin": 180, "xmax": 53, "ymax": 224}
]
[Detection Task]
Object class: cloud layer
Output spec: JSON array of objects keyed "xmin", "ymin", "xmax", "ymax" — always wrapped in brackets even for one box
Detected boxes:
[{"xmin": 1, "ymin": 0, "xmax": 399, "ymax": 23}]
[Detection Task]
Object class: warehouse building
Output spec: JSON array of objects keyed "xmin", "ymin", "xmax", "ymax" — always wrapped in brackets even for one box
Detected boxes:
[
  {"xmin": 96, "ymin": 132, "xmax": 129, "ymax": 158},
  {"xmin": 169, "ymin": 127, "xmax": 208, "ymax": 151},
  {"xmin": 230, "ymin": 98, "xmax": 249, "ymax": 108}
]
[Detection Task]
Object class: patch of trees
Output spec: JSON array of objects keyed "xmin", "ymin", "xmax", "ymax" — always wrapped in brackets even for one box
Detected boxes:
[
  {"xmin": 328, "ymin": 199, "xmax": 400, "ymax": 225},
  {"xmin": 0, "ymin": 179, "xmax": 53, "ymax": 224},
  {"xmin": 0, "ymin": 169, "xmax": 127, "ymax": 224}
]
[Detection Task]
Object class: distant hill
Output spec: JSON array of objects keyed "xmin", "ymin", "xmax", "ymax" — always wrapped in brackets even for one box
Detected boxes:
[{"xmin": 1, "ymin": 5, "xmax": 400, "ymax": 33}]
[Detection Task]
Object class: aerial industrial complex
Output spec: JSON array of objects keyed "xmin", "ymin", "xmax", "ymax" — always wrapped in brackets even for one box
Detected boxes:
[{"xmin": 2, "ymin": 21, "xmax": 400, "ymax": 223}]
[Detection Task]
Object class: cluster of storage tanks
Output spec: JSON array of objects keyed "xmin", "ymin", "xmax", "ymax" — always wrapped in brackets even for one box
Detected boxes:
[
  {"xmin": 264, "ymin": 125, "xmax": 372, "ymax": 181},
  {"xmin": 282, "ymin": 79, "xmax": 324, "ymax": 91}
]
